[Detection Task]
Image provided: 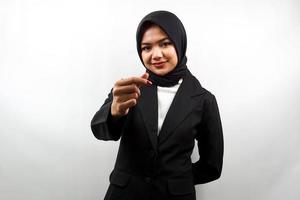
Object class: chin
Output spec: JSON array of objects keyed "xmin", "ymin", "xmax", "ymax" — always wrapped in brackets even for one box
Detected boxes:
[
  {"xmin": 153, "ymin": 70, "xmax": 168, "ymax": 76},
  {"xmin": 146, "ymin": 65, "xmax": 172, "ymax": 76}
]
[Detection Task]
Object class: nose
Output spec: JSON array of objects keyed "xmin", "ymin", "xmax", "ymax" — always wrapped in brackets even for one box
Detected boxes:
[{"xmin": 152, "ymin": 46, "xmax": 163, "ymax": 60}]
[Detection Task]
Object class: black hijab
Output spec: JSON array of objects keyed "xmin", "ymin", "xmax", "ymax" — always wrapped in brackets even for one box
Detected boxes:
[{"xmin": 136, "ymin": 10, "xmax": 189, "ymax": 87}]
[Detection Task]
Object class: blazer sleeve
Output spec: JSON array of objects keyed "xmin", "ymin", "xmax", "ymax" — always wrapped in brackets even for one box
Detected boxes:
[
  {"xmin": 90, "ymin": 90, "xmax": 126, "ymax": 141},
  {"xmin": 192, "ymin": 94, "xmax": 224, "ymax": 185}
]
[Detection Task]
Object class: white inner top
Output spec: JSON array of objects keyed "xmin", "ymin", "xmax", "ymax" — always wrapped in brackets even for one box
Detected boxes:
[{"xmin": 157, "ymin": 79, "xmax": 183, "ymax": 135}]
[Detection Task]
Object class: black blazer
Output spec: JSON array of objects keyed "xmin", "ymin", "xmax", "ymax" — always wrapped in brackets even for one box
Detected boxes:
[{"xmin": 91, "ymin": 72, "xmax": 224, "ymax": 200}]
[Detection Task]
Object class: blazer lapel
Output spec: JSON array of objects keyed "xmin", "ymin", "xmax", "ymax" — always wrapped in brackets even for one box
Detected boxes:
[
  {"xmin": 137, "ymin": 84, "xmax": 158, "ymax": 151},
  {"xmin": 158, "ymin": 73, "xmax": 206, "ymax": 144}
]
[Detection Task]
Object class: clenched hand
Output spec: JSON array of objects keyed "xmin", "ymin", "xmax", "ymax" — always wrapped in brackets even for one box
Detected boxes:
[{"xmin": 111, "ymin": 73, "xmax": 152, "ymax": 118}]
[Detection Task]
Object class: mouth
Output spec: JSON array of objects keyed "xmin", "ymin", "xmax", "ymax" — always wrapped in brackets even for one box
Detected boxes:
[{"xmin": 152, "ymin": 61, "xmax": 167, "ymax": 68}]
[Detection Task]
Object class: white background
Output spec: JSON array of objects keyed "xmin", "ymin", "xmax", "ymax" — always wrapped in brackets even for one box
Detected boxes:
[{"xmin": 1, "ymin": 0, "xmax": 299, "ymax": 199}]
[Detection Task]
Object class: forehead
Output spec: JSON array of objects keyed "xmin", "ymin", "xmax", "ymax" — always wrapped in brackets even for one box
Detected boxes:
[{"xmin": 141, "ymin": 25, "xmax": 168, "ymax": 43}]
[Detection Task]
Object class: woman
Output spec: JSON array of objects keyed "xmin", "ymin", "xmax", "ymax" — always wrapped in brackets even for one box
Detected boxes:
[{"xmin": 91, "ymin": 10, "xmax": 223, "ymax": 200}]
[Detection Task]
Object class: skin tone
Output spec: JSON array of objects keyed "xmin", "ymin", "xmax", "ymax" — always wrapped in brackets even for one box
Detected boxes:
[
  {"xmin": 111, "ymin": 25, "xmax": 178, "ymax": 118},
  {"xmin": 111, "ymin": 73, "xmax": 151, "ymax": 117},
  {"xmin": 141, "ymin": 25, "xmax": 178, "ymax": 76}
]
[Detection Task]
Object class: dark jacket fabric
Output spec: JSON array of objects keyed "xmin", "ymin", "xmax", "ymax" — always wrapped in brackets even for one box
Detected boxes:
[{"xmin": 91, "ymin": 71, "xmax": 224, "ymax": 200}]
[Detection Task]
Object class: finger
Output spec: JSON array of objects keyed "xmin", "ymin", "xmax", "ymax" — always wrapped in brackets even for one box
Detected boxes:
[
  {"xmin": 140, "ymin": 72, "xmax": 149, "ymax": 79},
  {"xmin": 116, "ymin": 93, "xmax": 139, "ymax": 103},
  {"xmin": 116, "ymin": 77, "xmax": 149, "ymax": 87},
  {"xmin": 140, "ymin": 72, "xmax": 152, "ymax": 85},
  {"xmin": 118, "ymin": 99, "xmax": 137, "ymax": 113},
  {"xmin": 113, "ymin": 85, "xmax": 140, "ymax": 96}
]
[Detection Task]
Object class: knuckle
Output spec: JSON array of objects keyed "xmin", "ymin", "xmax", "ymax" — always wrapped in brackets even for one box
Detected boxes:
[
  {"xmin": 115, "ymin": 80, "xmax": 120, "ymax": 86},
  {"xmin": 112, "ymin": 87, "xmax": 118, "ymax": 95},
  {"xmin": 132, "ymin": 99, "xmax": 137, "ymax": 105},
  {"xmin": 136, "ymin": 88, "xmax": 141, "ymax": 96}
]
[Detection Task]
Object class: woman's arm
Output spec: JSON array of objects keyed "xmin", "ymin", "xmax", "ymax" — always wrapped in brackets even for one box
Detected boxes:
[
  {"xmin": 91, "ymin": 73, "xmax": 151, "ymax": 141},
  {"xmin": 90, "ymin": 90, "xmax": 127, "ymax": 141},
  {"xmin": 192, "ymin": 94, "xmax": 224, "ymax": 184}
]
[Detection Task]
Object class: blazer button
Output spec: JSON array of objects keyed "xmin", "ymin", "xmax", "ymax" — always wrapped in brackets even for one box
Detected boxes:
[
  {"xmin": 149, "ymin": 150, "xmax": 155, "ymax": 157},
  {"xmin": 144, "ymin": 177, "xmax": 152, "ymax": 183}
]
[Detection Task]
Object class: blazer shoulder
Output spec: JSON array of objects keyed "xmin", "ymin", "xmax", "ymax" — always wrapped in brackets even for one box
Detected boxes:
[{"xmin": 188, "ymin": 73, "xmax": 214, "ymax": 99}]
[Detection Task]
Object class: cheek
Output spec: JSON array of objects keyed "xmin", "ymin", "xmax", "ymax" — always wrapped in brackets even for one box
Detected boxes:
[
  {"xmin": 141, "ymin": 52, "xmax": 149, "ymax": 63},
  {"xmin": 169, "ymin": 49, "xmax": 178, "ymax": 65}
]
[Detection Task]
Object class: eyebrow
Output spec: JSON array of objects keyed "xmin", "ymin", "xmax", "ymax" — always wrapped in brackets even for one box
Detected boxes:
[{"xmin": 141, "ymin": 37, "xmax": 170, "ymax": 46}]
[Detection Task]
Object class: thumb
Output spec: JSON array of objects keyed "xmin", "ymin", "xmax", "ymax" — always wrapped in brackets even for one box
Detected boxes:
[{"xmin": 141, "ymin": 72, "xmax": 149, "ymax": 80}]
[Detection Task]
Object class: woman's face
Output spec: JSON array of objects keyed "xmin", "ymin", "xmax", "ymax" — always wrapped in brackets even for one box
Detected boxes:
[{"xmin": 141, "ymin": 25, "xmax": 178, "ymax": 76}]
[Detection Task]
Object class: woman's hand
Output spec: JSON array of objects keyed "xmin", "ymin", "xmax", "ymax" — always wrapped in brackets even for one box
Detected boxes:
[{"xmin": 111, "ymin": 73, "xmax": 152, "ymax": 118}]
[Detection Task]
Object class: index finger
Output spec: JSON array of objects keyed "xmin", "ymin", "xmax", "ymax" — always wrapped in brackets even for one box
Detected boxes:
[{"xmin": 116, "ymin": 77, "xmax": 150, "ymax": 87}]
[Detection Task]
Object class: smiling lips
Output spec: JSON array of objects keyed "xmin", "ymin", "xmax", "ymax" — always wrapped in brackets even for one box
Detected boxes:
[{"xmin": 152, "ymin": 61, "xmax": 167, "ymax": 68}]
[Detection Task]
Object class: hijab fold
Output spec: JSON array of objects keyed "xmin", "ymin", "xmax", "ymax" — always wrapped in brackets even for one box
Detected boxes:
[{"xmin": 136, "ymin": 11, "xmax": 189, "ymax": 87}]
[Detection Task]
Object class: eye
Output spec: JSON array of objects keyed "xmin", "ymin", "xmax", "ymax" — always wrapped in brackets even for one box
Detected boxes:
[
  {"xmin": 141, "ymin": 46, "xmax": 151, "ymax": 52},
  {"xmin": 160, "ymin": 41, "xmax": 173, "ymax": 47}
]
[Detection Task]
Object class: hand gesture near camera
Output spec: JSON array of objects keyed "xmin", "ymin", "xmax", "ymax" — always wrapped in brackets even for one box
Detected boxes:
[{"xmin": 111, "ymin": 73, "xmax": 152, "ymax": 118}]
